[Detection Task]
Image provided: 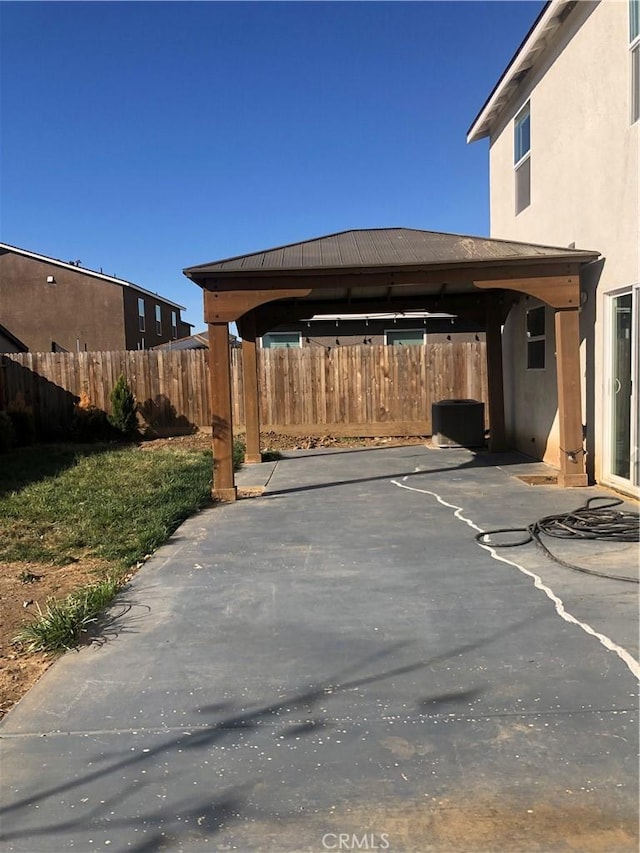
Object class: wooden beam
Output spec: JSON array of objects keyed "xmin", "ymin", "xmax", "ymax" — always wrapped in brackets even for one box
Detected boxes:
[
  {"xmin": 208, "ymin": 321, "xmax": 237, "ymax": 501},
  {"xmin": 238, "ymin": 312, "xmax": 262, "ymax": 464},
  {"xmin": 196, "ymin": 261, "xmax": 585, "ymax": 292},
  {"xmin": 204, "ymin": 287, "xmax": 311, "ymax": 324},
  {"xmin": 474, "ymin": 274, "xmax": 581, "ymax": 308},
  {"xmin": 555, "ymin": 308, "xmax": 588, "ymax": 487},
  {"xmin": 485, "ymin": 298, "xmax": 507, "ymax": 451}
]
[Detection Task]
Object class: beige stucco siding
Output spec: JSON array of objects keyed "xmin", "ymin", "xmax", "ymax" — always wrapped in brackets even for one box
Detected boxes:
[{"xmin": 487, "ymin": 0, "xmax": 639, "ymax": 485}]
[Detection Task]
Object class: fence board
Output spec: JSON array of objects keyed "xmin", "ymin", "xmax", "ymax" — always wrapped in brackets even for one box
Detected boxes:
[{"xmin": 4, "ymin": 342, "xmax": 488, "ymax": 437}]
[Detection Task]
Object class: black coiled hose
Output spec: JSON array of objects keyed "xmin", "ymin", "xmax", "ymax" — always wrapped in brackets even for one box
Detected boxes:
[{"xmin": 475, "ymin": 497, "xmax": 640, "ymax": 584}]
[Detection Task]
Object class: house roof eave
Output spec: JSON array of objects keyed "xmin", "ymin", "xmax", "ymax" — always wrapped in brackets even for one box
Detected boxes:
[{"xmin": 467, "ymin": 0, "xmax": 576, "ymax": 143}]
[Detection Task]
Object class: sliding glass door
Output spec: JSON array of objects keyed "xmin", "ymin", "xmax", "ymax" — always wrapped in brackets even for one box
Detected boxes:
[{"xmin": 608, "ymin": 288, "xmax": 639, "ymax": 489}]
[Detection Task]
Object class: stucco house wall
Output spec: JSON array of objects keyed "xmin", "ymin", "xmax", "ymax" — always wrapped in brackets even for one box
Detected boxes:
[{"xmin": 481, "ymin": 0, "xmax": 638, "ymax": 488}]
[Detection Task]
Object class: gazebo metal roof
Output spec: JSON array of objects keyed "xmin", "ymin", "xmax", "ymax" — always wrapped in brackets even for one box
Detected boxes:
[{"xmin": 184, "ymin": 228, "xmax": 598, "ymax": 277}]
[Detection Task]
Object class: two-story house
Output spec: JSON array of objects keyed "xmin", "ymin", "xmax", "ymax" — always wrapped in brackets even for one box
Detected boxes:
[
  {"xmin": 468, "ymin": 0, "xmax": 639, "ymax": 497},
  {"xmin": 0, "ymin": 243, "xmax": 192, "ymax": 352}
]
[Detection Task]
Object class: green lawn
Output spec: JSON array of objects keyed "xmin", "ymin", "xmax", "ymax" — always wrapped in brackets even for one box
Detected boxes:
[{"xmin": 0, "ymin": 444, "xmax": 214, "ymax": 569}]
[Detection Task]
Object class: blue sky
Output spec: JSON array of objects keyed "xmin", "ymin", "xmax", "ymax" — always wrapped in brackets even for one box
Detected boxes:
[{"xmin": 1, "ymin": 1, "xmax": 545, "ymax": 329}]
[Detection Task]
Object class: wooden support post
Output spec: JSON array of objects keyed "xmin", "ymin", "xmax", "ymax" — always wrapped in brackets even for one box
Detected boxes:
[
  {"xmin": 241, "ymin": 313, "xmax": 262, "ymax": 464},
  {"xmin": 208, "ymin": 322, "xmax": 237, "ymax": 501},
  {"xmin": 485, "ymin": 301, "xmax": 507, "ymax": 452},
  {"xmin": 555, "ymin": 308, "xmax": 588, "ymax": 487}
]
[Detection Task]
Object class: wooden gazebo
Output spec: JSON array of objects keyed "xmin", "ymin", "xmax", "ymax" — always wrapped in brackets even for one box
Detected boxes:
[{"xmin": 183, "ymin": 228, "xmax": 599, "ymax": 500}]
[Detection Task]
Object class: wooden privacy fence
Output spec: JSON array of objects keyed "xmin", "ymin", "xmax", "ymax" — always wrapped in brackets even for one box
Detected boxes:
[{"xmin": 3, "ymin": 343, "xmax": 488, "ymax": 437}]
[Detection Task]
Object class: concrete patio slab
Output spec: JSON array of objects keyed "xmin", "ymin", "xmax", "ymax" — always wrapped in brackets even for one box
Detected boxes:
[{"xmin": 0, "ymin": 446, "xmax": 638, "ymax": 852}]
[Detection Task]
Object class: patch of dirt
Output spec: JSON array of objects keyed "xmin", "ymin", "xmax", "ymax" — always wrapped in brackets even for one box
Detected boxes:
[
  {"xmin": 138, "ymin": 431, "xmax": 429, "ymax": 454},
  {"xmin": 0, "ymin": 557, "xmax": 112, "ymax": 720},
  {"xmin": 516, "ymin": 474, "xmax": 558, "ymax": 486}
]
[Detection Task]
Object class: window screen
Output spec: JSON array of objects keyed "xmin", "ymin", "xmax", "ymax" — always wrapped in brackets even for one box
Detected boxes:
[
  {"xmin": 261, "ymin": 332, "xmax": 301, "ymax": 349},
  {"xmin": 514, "ymin": 104, "xmax": 530, "ymax": 163},
  {"xmin": 385, "ymin": 329, "xmax": 425, "ymax": 346},
  {"xmin": 526, "ymin": 306, "xmax": 546, "ymax": 369}
]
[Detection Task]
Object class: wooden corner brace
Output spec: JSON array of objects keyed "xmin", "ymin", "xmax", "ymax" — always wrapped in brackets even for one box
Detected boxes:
[{"xmin": 204, "ymin": 288, "xmax": 312, "ymax": 324}]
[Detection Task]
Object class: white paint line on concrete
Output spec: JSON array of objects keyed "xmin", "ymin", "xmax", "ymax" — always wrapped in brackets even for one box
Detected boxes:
[{"xmin": 392, "ymin": 477, "xmax": 640, "ymax": 681}]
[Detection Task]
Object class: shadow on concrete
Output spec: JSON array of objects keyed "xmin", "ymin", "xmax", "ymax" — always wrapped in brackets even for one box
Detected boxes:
[
  {"xmin": 0, "ymin": 613, "xmax": 543, "ymax": 850},
  {"xmin": 265, "ymin": 450, "xmax": 540, "ymax": 497}
]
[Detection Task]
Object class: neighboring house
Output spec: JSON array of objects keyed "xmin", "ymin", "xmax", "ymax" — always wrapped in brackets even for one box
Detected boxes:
[
  {"xmin": 153, "ymin": 330, "xmax": 239, "ymax": 350},
  {"xmin": 468, "ymin": 0, "xmax": 639, "ymax": 497},
  {"xmin": 260, "ymin": 313, "xmax": 484, "ymax": 348},
  {"xmin": 0, "ymin": 243, "xmax": 192, "ymax": 353},
  {"xmin": 0, "ymin": 323, "xmax": 28, "ymax": 353}
]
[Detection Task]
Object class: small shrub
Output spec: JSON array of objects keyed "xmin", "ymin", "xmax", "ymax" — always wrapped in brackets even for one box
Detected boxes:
[
  {"xmin": 6, "ymin": 393, "xmax": 36, "ymax": 446},
  {"xmin": 108, "ymin": 375, "xmax": 138, "ymax": 438},
  {"xmin": 233, "ymin": 437, "xmax": 245, "ymax": 470},
  {"xmin": 14, "ymin": 576, "xmax": 121, "ymax": 653},
  {"xmin": 0, "ymin": 411, "xmax": 15, "ymax": 452}
]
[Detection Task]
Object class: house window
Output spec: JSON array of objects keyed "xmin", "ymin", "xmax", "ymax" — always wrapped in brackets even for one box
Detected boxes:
[
  {"xmin": 171, "ymin": 310, "xmax": 178, "ymax": 339},
  {"xmin": 514, "ymin": 102, "xmax": 531, "ymax": 214},
  {"xmin": 385, "ymin": 329, "xmax": 425, "ymax": 346},
  {"xmin": 137, "ymin": 298, "xmax": 145, "ymax": 332},
  {"xmin": 526, "ymin": 306, "xmax": 546, "ymax": 369},
  {"xmin": 155, "ymin": 304, "xmax": 162, "ymax": 336},
  {"xmin": 261, "ymin": 332, "xmax": 302, "ymax": 348},
  {"xmin": 631, "ymin": 0, "xmax": 639, "ymax": 40},
  {"xmin": 631, "ymin": 1, "xmax": 640, "ymax": 123}
]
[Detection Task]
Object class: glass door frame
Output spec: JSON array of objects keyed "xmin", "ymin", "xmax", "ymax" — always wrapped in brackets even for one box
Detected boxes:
[{"xmin": 604, "ymin": 284, "xmax": 639, "ymax": 494}]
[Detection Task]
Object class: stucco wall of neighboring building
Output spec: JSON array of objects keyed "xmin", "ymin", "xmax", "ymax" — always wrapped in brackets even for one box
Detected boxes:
[
  {"xmin": 485, "ymin": 0, "xmax": 639, "ymax": 482},
  {"xmin": 0, "ymin": 251, "xmax": 127, "ymax": 353},
  {"xmin": 1, "ymin": 249, "xmax": 192, "ymax": 353},
  {"xmin": 122, "ymin": 288, "xmax": 191, "ymax": 350}
]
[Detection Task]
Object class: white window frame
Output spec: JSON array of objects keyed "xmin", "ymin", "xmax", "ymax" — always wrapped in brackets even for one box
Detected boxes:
[
  {"xmin": 525, "ymin": 305, "xmax": 546, "ymax": 370},
  {"xmin": 514, "ymin": 102, "xmax": 531, "ymax": 214},
  {"xmin": 171, "ymin": 310, "xmax": 178, "ymax": 339},
  {"xmin": 155, "ymin": 304, "xmax": 162, "ymax": 336},
  {"xmin": 384, "ymin": 328, "xmax": 426, "ymax": 346},
  {"xmin": 631, "ymin": 0, "xmax": 640, "ymax": 123},
  {"xmin": 137, "ymin": 297, "xmax": 145, "ymax": 332},
  {"xmin": 259, "ymin": 331, "xmax": 302, "ymax": 349}
]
